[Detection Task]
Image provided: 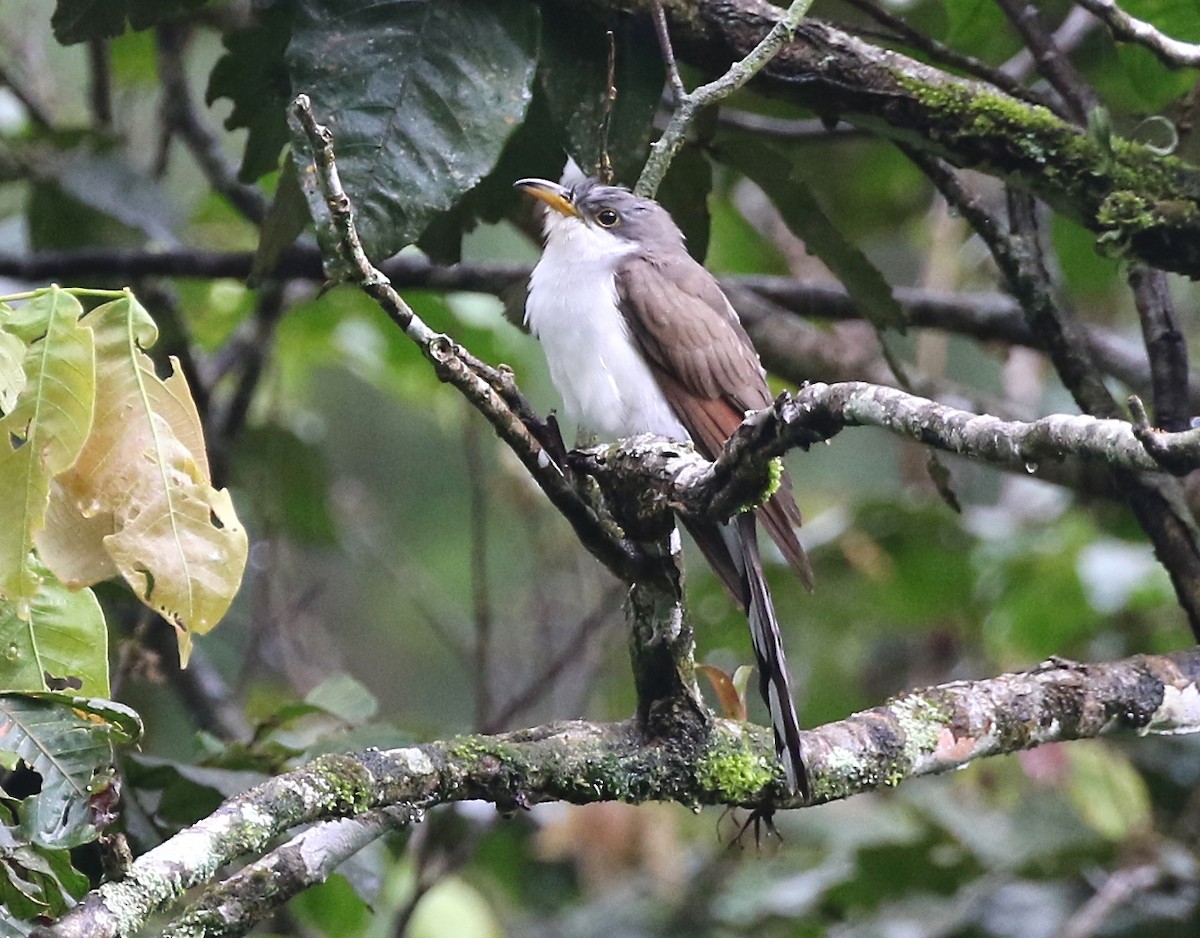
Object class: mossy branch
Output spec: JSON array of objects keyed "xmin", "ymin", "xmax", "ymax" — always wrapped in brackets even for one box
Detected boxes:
[
  {"xmin": 554, "ymin": 0, "xmax": 1200, "ymax": 277},
  {"xmin": 38, "ymin": 647, "xmax": 1200, "ymax": 938}
]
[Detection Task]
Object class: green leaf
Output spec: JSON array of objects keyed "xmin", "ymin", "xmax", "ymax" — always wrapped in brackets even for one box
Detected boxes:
[
  {"xmin": 1065, "ymin": 741, "xmax": 1152, "ymax": 841},
  {"xmin": 417, "ymin": 88, "xmax": 565, "ymax": 264},
  {"xmin": 206, "ymin": 1, "xmax": 295, "ymax": 183},
  {"xmin": 51, "ymin": 0, "xmax": 126, "ymax": 44},
  {"xmin": 251, "ymin": 157, "xmax": 310, "ymax": 282},
  {"xmin": 0, "ymin": 304, "xmax": 25, "ymax": 414},
  {"xmin": 0, "ymin": 563, "xmax": 107, "ymax": 696},
  {"xmin": 0, "ymin": 288, "xmax": 96, "ymax": 616},
  {"xmin": 0, "ymin": 693, "xmax": 141, "ymax": 849},
  {"xmin": 538, "ymin": 7, "xmax": 664, "ymax": 184},
  {"xmin": 716, "ymin": 129, "xmax": 907, "ymax": 332},
  {"xmin": 305, "ymin": 673, "xmax": 379, "ymax": 725},
  {"xmin": 232, "ymin": 424, "xmax": 336, "ymax": 545},
  {"xmin": 286, "ymin": 0, "xmax": 538, "ymax": 260},
  {"xmin": 51, "ymin": 0, "xmax": 209, "ymax": 44}
]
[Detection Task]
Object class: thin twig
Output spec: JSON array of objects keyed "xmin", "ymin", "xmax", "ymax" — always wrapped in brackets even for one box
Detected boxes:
[
  {"xmin": 482, "ymin": 582, "xmax": 624, "ymax": 733},
  {"xmin": 597, "ymin": 30, "xmax": 618, "ymax": 183},
  {"xmin": 1074, "ymin": 0, "xmax": 1200, "ymax": 68},
  {"xmin": 1000, "ymin": 6, "xmax": 1099, "ymax": 81},
  {"xmin": 652, "ymin": 1, "xmax": 686, "ymax": 103},
  {"xmin": 637, "ymin": 0, "xmax": 816, "ymax": 196},
  {"xmin": 0, "ymin": 245, "xmax": 1191, "ymax": 412},
  {"xmin": 908, "ymin": 149, "xmax": 1200, "ymax": 639}
]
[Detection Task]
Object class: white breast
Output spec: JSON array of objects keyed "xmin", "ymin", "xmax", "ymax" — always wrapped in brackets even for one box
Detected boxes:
[{"xmin": 525, "ymin": 215, "xmax": 688, "ymax": 442}]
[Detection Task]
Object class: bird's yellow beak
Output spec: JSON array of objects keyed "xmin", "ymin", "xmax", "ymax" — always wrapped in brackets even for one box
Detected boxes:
[{"xmin": 514, "ymin": 178, "xmax": 580, "ymax": 218}]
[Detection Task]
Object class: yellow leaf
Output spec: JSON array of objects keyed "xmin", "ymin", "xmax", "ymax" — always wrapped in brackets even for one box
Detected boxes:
[
  {"xmin": 0, "ymin": 288, "xmax": 95, "ymax": 616},
  {"xmin": 35, "ymin": 479, "xmax": 118, "ymax": 587},
  {"xmin": 42, "ymin": 292, "xmax": 246, "ymax": 664}
]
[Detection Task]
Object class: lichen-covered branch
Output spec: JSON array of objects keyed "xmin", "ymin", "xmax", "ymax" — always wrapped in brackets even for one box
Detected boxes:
[
  {"xmin": 289, "ymin": 94, "xmax": 661, "ymax": 592},
  {"xmin": 159, "ymin": 809, "xmax": 415, "ymax": 938},
  {"xmin": 553, "ymin": 0, "xmax": 1200, "ymax": 276},
  {"xmin": 38, "ymin": 648, "xmax": 1200, "ymax": 938},
  {"xmin": 575, "ymin": 383, "xmax": 1200, "ymax": 535}
]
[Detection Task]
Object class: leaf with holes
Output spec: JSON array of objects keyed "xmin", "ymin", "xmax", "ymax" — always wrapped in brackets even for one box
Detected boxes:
[
  {"xmin": 0, "ymin": 288, "xmax": 96, "ymax": 618},
  {"xmin": 0, "ymin": 693, "xmax": 141, "ymax": 849},
  {"xmin": 36, "ymin": 292, "xmax": 246, "ymax": 665}
]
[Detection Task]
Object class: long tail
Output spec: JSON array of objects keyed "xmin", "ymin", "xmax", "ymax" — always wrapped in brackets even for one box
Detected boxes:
[{"xmin": 686, "ymin": 514, "xmax": 808, "ymax": 797}]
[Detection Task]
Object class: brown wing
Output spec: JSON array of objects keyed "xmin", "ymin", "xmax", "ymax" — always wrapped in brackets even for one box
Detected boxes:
[{"xmin": 616, "ymin": 253, "xmax": 812, "ymax": 589}]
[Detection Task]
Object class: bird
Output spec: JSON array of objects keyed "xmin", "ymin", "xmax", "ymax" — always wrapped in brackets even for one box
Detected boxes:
[{"xmin": 515, "ymin": 174, "xmax": 812, "ymax": 797}]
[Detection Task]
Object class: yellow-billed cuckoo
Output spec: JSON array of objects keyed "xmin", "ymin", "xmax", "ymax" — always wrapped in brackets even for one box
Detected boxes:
[{"xmin": 516, "ymin": 176, "xmax": 812, "ymax": 796}]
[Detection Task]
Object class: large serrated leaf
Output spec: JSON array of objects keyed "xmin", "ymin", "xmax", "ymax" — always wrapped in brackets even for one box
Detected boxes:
[
  {"xmin": 0, "ymin": 563, "xmax": 107, "ymax": 696},
  {"xmin": 0, "ymin": 693, "xmax": 140, "ymax": 849},
  {"xmin": 36, "ymin": 293, "xmax": 247, "ymax": 665},
  {"xmin": 0, "ymin": 289, "xmax": 96, "ymax": 617},
  {"xmin": 286, "ymin": 0, "xmax": 538, "ymax": 260}
]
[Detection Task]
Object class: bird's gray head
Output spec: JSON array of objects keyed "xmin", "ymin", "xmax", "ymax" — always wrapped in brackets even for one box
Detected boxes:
[{"xmin": 514, "ymin": 177, "xmax": 684, "ymax": 252}]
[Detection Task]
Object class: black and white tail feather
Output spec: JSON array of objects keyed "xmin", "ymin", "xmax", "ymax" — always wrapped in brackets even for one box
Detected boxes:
[{"xmin": 727, "ymin": 514, "xmax": 808, "ymax": 798}]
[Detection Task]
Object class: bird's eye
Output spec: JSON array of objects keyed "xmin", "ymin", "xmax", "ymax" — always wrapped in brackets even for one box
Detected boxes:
[{"xmin": 596, "ymin": 209, "xmax": 620, "ymax": 228}]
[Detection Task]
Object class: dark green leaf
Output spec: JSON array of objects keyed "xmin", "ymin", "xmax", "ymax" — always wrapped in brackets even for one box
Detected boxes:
[
  {"xmin": 206, "ymin": 1, "xmax": 295, "ymax": 183},
  {"xmin": 417, "ymin": 87, "xmax": 564, "ymax": 264},
  {"xmin": 52, "ymin": 0, "xmax": 210, "ymax": 42},
  {"xmin": 286, "ymin": 0, "xmax": 538, "ymax": 260},
  {"xmin": 126, "ymin": 0, "xmax": 208, "ymax": 31},
  {"xmin": 538, "ymin": 7, "xmax": 664, "ymax": 184},
  {"xmin": 51, "ymin": 0, "xmax": 127, "ymax": 44}
]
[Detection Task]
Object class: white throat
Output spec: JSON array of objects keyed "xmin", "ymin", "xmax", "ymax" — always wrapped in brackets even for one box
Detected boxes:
[{"xmin": 525, "ymin": 213, "xmax": 687, "ymax": 442}]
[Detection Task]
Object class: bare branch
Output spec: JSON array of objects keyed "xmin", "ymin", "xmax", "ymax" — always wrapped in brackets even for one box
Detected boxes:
[
  {"xmin": 1129, "ymin": 265, "xmax": 1190, "ymax": 432},
  {"xmin": 992, "ymin": 0, "xmax": 1099, "ymax": 124},
  {"xmin": 155, "ymin": 23, "xmax": 267, "ymax": 224},
  {"xmin": 840, "ymin": 0, "xmax": 1059, "ymax": 112},
  {"xmin": 911, "ymin": 152, "xmax": 1200, "ymax": 640},
  {"xmin": 38, "ymin": 648, "xmax": 1200, "ymax": 938}
]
